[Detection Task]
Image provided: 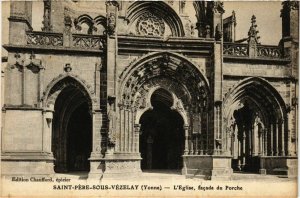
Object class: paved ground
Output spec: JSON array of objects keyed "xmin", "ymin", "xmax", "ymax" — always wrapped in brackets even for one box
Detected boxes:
[
  {"xmin": 53, "ymin": 170, "xmax": 296, "ymax": 182},
  {"xmin": 1, "ymin": 170, "xmax": 296, "ymax": 197}
]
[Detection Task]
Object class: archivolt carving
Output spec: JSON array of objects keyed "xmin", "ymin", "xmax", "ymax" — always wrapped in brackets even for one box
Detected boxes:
[
  {"xmin": 119, "ymin": 52, "xmax": 210, "ymax": 115},
  {"xmin": 223, "ymin": 77, "xmax": 287, "ymax": 123}
]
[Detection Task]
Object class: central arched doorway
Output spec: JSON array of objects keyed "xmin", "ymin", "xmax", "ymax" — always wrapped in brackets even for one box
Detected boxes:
[
  {"xmin": 50, "ymin": 77, "xmax": 93, "ymax": 173},
  {"xmin": 139, "ymin": 89, "xmax": 184, "ymax": 171}
]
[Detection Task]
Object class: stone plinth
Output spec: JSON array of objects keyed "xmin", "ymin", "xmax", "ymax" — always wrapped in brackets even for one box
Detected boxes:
[
  {"xmin": 259, "ymin": 156, "xmax": 298, "ymax": 178},
  {"xmin": 1, "ymin": 152, "xmax": 55, "ymax": 176},
  {"xmin": 182, "ymin": 155, "xmax": 233, "ymax": 180},
  {"xmin": 100, "ymin": 153, "xmax": 142, "ymax": 179}
]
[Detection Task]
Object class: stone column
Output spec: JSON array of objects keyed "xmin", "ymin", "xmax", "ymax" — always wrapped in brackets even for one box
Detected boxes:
[
  {"xmin": 88, "ymin": 111, "xmax": 104, "ymax": 179},
  {"xmin": 263, "ymin": 129, "xmax": 266, "ymax": 156},
  {"xmin": 134, "ymin": 124, "xmax": 141, "ymax": 153},
  {"xmin": 275, "ymin": 120, "xmax": 279, "ymax": 156},
  {"xmin": 242, "ymin": 130, "xmax": 246, "ymax": 168},
  {"xmin": 184, "ymin": 125, "xmax": 189, "ymax": 154},
  {"xmin": 214, "ymin": 101, "xmax": 222, "ymax": 154},
  {"xmin": 38, "ymin": 64, "xmax": 45, "ymax": 108},
  {"xmin": 122, "ymin": 108, "xmax": 126, "ymax": 152},
  {"xmin": 286, "ymin": 113, "xmax": 290, "ymax": 156},
  {"xmin": 195, "ymin": 134, "xmax": 199, "ymax": 154},
  {"xmin": 190, "ymin": 135, "xmax": 194, "ymax": 155},
  {"xmin": 281, "ymin": 119, "xmax": 285, "ymax": 156},
  {"xmin": 270, "ymin": 124, "xmax": 274, "ymax": 156},
  {"xmin": 22, "ymin": 65, "xmax": 27, "ymax": 105},
  {"xmin": 116, "ymin": 105, "xmax": 123, "ymax": 152},
  {"xmin": 252, "ymin": 124, "xmax": 256, "ymax": 155},
  {"xmin": 43, "ymin": 108, "xmax": 53, "ymax": 153},
  {"xmin": 91, "ymin": 111, "xmax": 102, "ymax": 154},
  {"xmin": 124, "ymin": 109, "xmax": 129, "ymax": 152},
  {"xmin": 258, "ymin": 128, "xmax": 263, "ymax": 155},
  {"xmin": 237, "ymin": 134, "xmax": 241, "ymax": 170},
  {"xmin": 63, "ymin": 15, "xmax": 72, "ymax": 47},
  {"xmin": 106, "ymin": 1, "xmax": 118, "ymax": 97},
  {"xmin": 230, "ymin": 132, "xmax": 234, "ymax": 156}
]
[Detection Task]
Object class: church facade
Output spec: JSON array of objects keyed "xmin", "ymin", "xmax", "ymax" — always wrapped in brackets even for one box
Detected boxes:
[{"xmin": 1, "ymin": 1, "xmax": 298, "ymax": 179}]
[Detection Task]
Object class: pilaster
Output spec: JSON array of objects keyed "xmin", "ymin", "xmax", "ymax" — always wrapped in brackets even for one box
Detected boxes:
[{"xmin": 8, "ymin": 1, "xmax": 32, "ymax": 45}]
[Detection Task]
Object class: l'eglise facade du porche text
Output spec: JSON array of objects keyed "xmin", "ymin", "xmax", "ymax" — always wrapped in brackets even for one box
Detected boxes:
[{"xmin": 1, "ymin": 1, "xmax": 298, "ymax": 180}]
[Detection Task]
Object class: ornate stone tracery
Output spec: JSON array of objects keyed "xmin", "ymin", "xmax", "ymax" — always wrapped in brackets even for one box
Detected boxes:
[
  {"xmin": 126, "ymin": 1, "xmax": 185, "ymax": 37},
  {"xmin": 136, "ymin": 12, "xmax": 165, "ymax": 37}
]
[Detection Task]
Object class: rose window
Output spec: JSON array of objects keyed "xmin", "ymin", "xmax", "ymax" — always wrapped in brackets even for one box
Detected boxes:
[{"xmin": 136, "ymin": 12, "xmax": 165, "ymax": 37}]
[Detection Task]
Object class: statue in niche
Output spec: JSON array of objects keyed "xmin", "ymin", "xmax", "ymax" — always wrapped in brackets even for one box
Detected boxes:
[
  {"xmin": 107, "ymin": 96, "xmax": 116, "ymax": 147},
  {"xmin": 228, "ymin": 116, "xmax": 238, "ymax": 158},
  {"xmin": 107, "ymin": 13, "xmax": 116, "ymax": 35},
  {"xmin": 215, "ymin": 23, "xmax": 222, "ymax": 40},
  {"xmin": 252, "ymin": 113, "xmax": 264, "ymax": 155},
  {"xmin": 228, "ymin": 116, "xmax": 236, "ymax": 134}
]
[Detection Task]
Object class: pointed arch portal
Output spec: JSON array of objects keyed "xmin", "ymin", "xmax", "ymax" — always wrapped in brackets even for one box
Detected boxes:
[
  {"xmin": 116, "ymin": 52, "xmax": 211, "ymax": 174},
  {"xmin": 224, "ymin": 77, "xmax": 287, "ymax": 173},
  {"xmin": 46, "ymin": 76, "xmax": 94, "ymax": 173}
]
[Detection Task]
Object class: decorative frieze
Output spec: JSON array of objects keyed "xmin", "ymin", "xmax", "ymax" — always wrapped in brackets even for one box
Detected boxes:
[
  {"xmin": 72, "ymin": 34, "xmax": 105, "ymax": 49},
  {"xmin": 223, "ymin": 43, "xmax": 285, "ymax": 59},
  {"xmin": 26, "ymin": 31, "xmax": 63, "ymax": 47},
  {"xmin": 223, "ymin": 43, "xmax": 248, "ymax": 57},
  {"xmin": 256, "ymin": 45, "xmax": 283, "ymax": 59},
  {"xmin": 26, "ymin": 31, "xmax": 105, "ymax": 50}
]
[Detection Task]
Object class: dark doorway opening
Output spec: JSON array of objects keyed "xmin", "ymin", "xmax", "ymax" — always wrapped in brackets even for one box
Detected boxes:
[
  {"xmin": 67, "ymin": 103, "xmax": 92, "ymax": 171},
  {"xmin": 231, "ymin": 101, "xmax": 261, "ymax": 173},
  {"xmin": 52, "ymin": 83, "xmax": 92, "ymax": 173},
  {"xmin": 139, "ymin": 89, "xmax": 184, "ymax": 171}
]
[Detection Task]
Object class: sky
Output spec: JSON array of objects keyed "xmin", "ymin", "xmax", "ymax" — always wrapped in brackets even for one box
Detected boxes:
[
  {"xmin": 1, "ymin": 1, "xmax": 283, "ymax": 56},
  {"xmin": 223, "ymin": 1, "xmax": 282, "ymax": 45}
]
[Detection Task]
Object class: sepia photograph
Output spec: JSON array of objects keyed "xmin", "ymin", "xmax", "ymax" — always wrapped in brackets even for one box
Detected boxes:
[{"xmin": 0, "ymin": 0, "xmax": 298, "ymax": 197}]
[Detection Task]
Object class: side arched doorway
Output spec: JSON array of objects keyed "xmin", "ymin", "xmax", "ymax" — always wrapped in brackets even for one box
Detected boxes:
[
  {"xmin": 49, "ymin": 77, "xmax": 93, "ymax": 173},
  {"xmin": 224, "ymin": 78, "xmax": 287, "ymax": 173},
  {"xmin": 139, "ymin": 89, "xmax": 184, "ymax": 171}
]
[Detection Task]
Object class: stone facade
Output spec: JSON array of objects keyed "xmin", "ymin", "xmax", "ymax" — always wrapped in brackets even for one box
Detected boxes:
[{"xmin": 1, "ymin": 1, "xmax": 298, "ymax": 180}]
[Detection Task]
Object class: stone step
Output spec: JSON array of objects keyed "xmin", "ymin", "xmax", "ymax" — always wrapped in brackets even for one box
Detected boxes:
[
  {"xmin": 272, "ymin": 168, "xmax": 288, "ymax": 177},
  {"xmin": 231, "ymin": 173, "xmax": 280, "ymax": 180}
]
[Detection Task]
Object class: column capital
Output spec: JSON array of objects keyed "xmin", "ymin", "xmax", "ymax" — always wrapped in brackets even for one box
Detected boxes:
[
  {"xmin": 183, "ymin": 125, "xmax": 189, "ymax": 130},
  {"xmin": 134, "ymin": 124, "xmax": 141, "ymax": 135}
]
